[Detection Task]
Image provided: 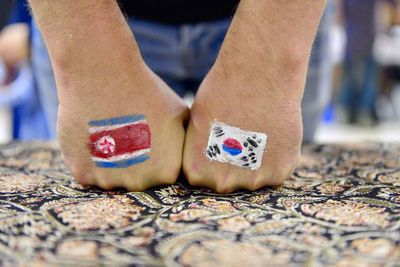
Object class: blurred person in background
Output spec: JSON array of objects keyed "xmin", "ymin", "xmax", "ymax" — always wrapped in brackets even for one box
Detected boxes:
[
  {"xmin": 0, "ymin": 0, "xmax": 13, "ymax": 85},
  {"xmin": 302, "ymin": 0, "xmax": 335, "ymax": 141},
  {"xmin": 0, "ymin": 0, "xmax": 49, "ymax": 139},
  {"xmin": 377, "ymin": 0, "xmax": 400, "ymax": 119},
  {"xmin": 336, "ymin": 0, "xmax": 398, "ymax": 126}
]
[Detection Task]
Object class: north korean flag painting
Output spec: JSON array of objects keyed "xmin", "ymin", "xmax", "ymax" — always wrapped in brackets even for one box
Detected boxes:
[{"xmin": 88, "ymin": 114, "xmax": 151, "ymax": 168}]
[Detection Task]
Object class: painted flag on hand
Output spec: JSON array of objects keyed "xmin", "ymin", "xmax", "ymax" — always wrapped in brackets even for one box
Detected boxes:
[
  {"xmin": 88, "ymin": 114, "xmax": 151, "ymax": 168},
  {"xmin": 206, "ymin": 121, "xmax": 267, "ymax": 170}
]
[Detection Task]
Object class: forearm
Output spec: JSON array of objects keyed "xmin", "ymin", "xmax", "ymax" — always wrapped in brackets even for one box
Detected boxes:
[
  {"xmin": 215, "ymin": 0, "xmax": 326, "ymax": 99},
  {"xmin": 27, "ymin": 0, "xmax": 145, "ymax": 101}
]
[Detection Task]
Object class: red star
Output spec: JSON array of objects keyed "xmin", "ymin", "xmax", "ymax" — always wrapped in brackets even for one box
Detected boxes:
[{"xmin": 98, "ymin": 137, "xmax": 114, "ymax": 154}]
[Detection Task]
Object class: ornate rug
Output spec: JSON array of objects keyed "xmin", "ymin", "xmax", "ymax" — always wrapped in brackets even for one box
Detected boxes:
[{"xmin": 0, "ymin": 141, "xmax": 400, "ymax": 266}]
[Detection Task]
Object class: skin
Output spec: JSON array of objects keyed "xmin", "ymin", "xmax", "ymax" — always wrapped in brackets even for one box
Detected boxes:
[{"xmin": 27, "ymin": 0, "xmax": 325, "ymax": 192}]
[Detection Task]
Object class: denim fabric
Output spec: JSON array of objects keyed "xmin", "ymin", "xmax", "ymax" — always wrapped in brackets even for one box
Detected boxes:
[
  {"xmin": 31, "ymin": 20, "xmax": 59, "ymax": 139},
  {"xmin": 128, "ymin": 18, "xmax": 231, "ymax": 96},
  {"xmin": 340, "ymin": 55, "xmax": 378, "ymax": 121},
  {"xmin": 337, "ymin": 0, "xmax": 378, "ymax": 123},
  {"xmin": 301, "ymin": 0, "xmax": 335, "ymax": 142}
]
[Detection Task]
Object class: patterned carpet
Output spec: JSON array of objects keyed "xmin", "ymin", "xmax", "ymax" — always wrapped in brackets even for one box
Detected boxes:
[{"xmin": 0, "ymin": 141, "xmax": 400, "ymax": 266}]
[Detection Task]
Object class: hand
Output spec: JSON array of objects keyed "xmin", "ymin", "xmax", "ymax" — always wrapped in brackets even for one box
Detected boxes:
[
  {"xmin": 182, "ymin": 0, "xmax": 324, "ymax": 193},
  {"xmin": 182, "ymin": 66, "xmax": 302, "ymax": 193},
  {"xmin": 58, "ymin": 66, "xmax": 189, "ymax": 191}
]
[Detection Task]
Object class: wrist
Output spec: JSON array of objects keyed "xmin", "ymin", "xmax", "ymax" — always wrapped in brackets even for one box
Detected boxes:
[
  {"xmin": 209, "ymin": 0, "xmax": 324, "ymax": 99},
  {"xmin": 29, "ymin": 0, "xmax": 142, "ymax": 72},
  {"xmin": 211, "ymin": 47, "xmax": 307, "ymax": 102}
]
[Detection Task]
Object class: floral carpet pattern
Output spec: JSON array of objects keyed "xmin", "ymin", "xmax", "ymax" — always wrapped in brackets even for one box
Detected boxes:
[{"xmin": 0, "ymin": 141, "xmax": 400, "ymax": 266}]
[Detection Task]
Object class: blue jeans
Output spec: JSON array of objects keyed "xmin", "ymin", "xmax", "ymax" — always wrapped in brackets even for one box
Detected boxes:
[
  {"xmin": 339, "ymin": 55, "xmax": 377, "ymax": 122},
  {"xmin": 31, "ymin": 20, "xmax": 59, "ymax": 139},
  {"xmin": 128, "ymin": 19, "xmax": 231, "ymax": 96},
  {"xmin": 301, "ymin": 0, "xmax": 335, "ymax": 141},
  {"xmin": 31, "ymin": 4, "xmax": 334, "ymax": 141}
]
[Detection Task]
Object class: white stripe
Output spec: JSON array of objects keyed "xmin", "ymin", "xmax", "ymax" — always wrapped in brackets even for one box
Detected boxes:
[
  {"xmin": 92, "ymin": 148, "xmax": 150, "ymax": 162},
  {"xmin": 88, "ymin": 119, "xmax": 147, "ymax": 134}
]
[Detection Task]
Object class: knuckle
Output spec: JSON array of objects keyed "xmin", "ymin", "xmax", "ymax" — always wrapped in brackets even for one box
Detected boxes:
[
  {"xmin": 271, "ymin": 167, "xmax": 295, "ymax": 186},
  {"xmin": 187, "ymin": 175, "xmax": 203, "ymax": 188},
  {"xmin": 184, "ymin": 168, "xmax": 203, "ymax": 187},
  {"xmin": 70, "ymin": 167, "xmax": 91, "ymax": 186},
  {"xmin": 159, "ymin": 168, "xmax": 180, "ymax": 186},
  {"xmin": 249, "ymin": 176, "xmax": 268, "ymax": 191},
  {"xmin": 96, "ymin": 176, "xmax": 115, "ymax": 191},
  {"xmin": 246, "ymin": 182, "xmax": 260, "ymax": 192},
  {"xmin": 215, "ymin": 180, "xmax": 233, "ymax": 194},
  {"xmin": 214, "ymin": 184, "xmax": 226, "ymax": 194},
  {"xmin": 124, "ymin": 180, "xmax": 146, "ymax": 192}
]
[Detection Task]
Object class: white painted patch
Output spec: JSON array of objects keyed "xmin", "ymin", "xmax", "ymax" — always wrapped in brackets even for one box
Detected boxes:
[
  {"xmin": 205, "ymin": 121, "xmax": 267, "ymax": 170},
  {"xmin": 88, "ymin": 119, "xmax": 147, "ymax": 134}
]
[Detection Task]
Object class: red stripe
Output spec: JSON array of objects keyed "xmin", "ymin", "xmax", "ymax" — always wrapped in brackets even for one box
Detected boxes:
[{"xmin": 89, "ymin": 123, "xmax": 150, "ymax": 159}]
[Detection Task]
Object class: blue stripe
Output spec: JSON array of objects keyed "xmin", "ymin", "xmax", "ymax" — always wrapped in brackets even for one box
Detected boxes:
[
  {"xmin": 88, "ymin": 114, "xmax": 145, "ymax": 127},
  {"xmin": 95, "ymin": 155, "xmax": 150, "ymax": 168},
  {"xmin": 222, "ymin": 144, "xmax": 242, "ymax": 156}
]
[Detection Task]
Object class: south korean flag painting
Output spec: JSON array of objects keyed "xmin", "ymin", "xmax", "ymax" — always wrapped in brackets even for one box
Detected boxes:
[{"xmin": 206, "ymin": 121, "xmax": 267, "ymax": 170}]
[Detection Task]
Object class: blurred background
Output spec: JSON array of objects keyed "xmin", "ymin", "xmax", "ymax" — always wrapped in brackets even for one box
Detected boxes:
[{"xmin": 1, "ymin": 0, "xmax": 400, "ymax": 144}]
